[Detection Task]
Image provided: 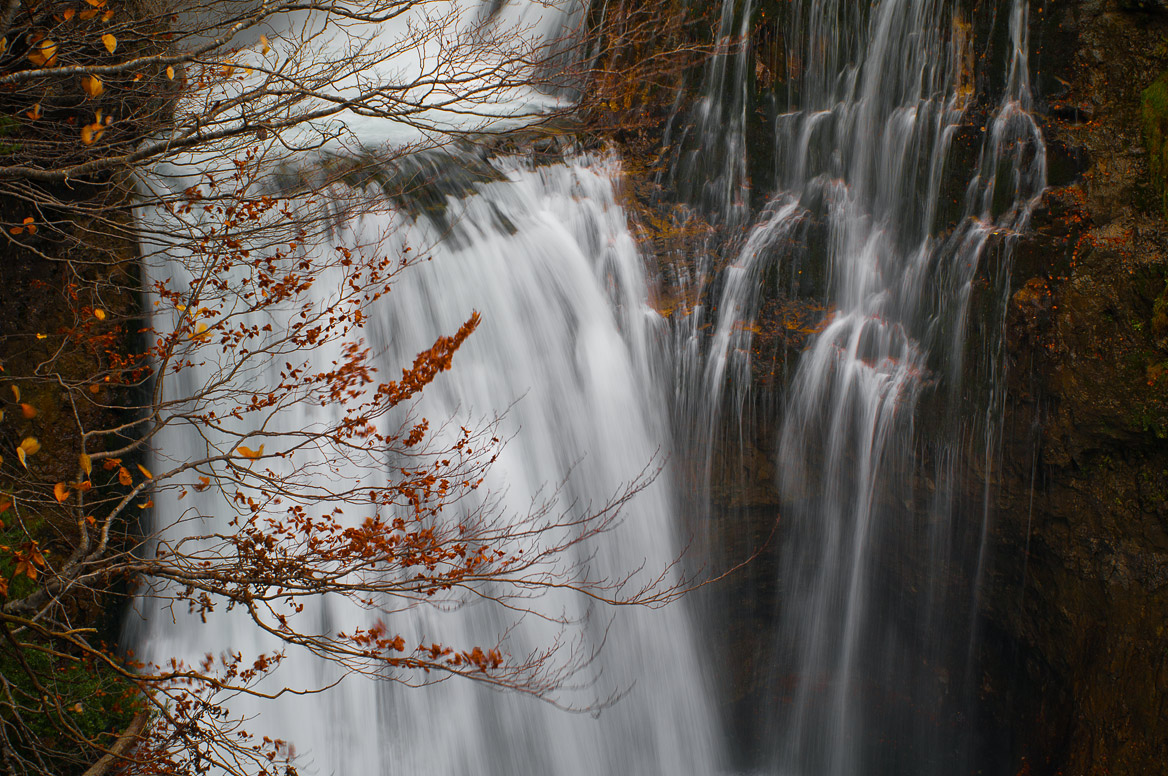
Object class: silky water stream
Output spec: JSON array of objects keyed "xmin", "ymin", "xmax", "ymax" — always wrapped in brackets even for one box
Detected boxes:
[{"xmin": 134, "ymin": 0, "xmax": 1046, "ymax": 772}]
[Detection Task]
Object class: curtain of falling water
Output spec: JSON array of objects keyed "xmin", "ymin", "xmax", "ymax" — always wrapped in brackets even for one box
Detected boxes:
[
  {"xmin": 676, "ymin": 0, "xmax": 1046, "ymax": 773},
  {"xmin": 138, "ymin": 151, "xmax": 722, "ymax": 775}
]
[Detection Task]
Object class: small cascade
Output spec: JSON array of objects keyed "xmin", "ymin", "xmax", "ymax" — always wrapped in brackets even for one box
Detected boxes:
[{"xmin": 665, "ymin": 0, "xmax": 1046, "ymax": 773}]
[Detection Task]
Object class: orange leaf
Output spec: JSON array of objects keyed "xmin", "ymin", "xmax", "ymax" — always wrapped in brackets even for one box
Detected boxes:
[
  {"xmin": 54, "ymin": 482, "xmax": 71, "ymax": 502},
  {"xmin": 83, "ymin": 0, "xmax": 106, "ymax": 7},
  {"xmin": 117, "ymin": 466, "xmax": 132, "ymax": 486},
  {"xmin": 93, "ymin": 308, "xmax": 106, "ymax": 320},
  {"xmin": 166, "ymin": 65, "xmax": 174, "ymax": 80},
  {"xmin": 10, "ymin": 385, "xmax": 18, "ymax": 401},
  {"xmin": 193, "ymin": 476, "xmax": 211, "ymax": 491},
  {"xmin": 0, "ymin": 498, "xmax": 11, "ymax": 514},
  {"xmin": 136, "ymin": 463, "xmax": 153, "ymax": 479},
  {"xmin": 101, "ymin": 33, "xmax": 116, "ymax": 54},
  {"xmin": 19, "ymin": 403, "xmax": 36, "ymax": 418},
  {"xmin": 235, "ymin": 444, "xmax": 264, "ymax": 460},
  {"xmin": 25, "ymin": 103, "xmax": 42, "ymax": 120},
  {"xmin": 101, "ymin": 8, "xmax": 113, "ymax": 20},
  {"xmin": 62, "ymin": 7, "xmax": 75, "ymax": 19},
  {"xmin": 78, "ymin": 6, "xmax": 98, "ymax": 19},
  {"xmin": 137, "ymin": 499, "xmax": 153, "ymax": 509}
]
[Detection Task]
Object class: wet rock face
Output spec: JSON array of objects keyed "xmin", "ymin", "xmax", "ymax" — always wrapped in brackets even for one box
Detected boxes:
[{"xmin": 982, "ymin": 0, "xmax": 1168, "ymax": 773}]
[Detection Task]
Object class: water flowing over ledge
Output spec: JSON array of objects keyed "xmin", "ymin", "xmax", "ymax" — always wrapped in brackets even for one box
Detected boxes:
[{"xmin": 132, "ymin": 0, "xmax": 1048, "ymax": 772}]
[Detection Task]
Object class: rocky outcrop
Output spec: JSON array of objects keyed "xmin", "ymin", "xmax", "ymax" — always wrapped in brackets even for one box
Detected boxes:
[{"xmin": 979, "ymin": 1, "xmax": 1168, "ymax": 773}]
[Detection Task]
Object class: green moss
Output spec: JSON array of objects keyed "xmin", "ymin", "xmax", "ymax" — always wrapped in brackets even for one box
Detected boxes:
[{"xmin": 1141, "ymin": 72, "xmax": 1168, "ymax": 217}]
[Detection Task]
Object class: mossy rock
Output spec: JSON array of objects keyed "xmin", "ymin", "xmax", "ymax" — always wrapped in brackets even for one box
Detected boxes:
[{"xmin": 1141, "ymin": 71, "xmax": 1168, "ymax": 217}]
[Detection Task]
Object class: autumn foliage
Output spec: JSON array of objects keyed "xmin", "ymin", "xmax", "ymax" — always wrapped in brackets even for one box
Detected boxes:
[{"xmin": 0, "ymin": 0, "xmax": 722, "ymax": 773}]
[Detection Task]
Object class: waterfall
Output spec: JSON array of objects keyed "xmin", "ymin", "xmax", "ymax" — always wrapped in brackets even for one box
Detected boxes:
[
  {"xmin": 138, "ymin": 149, "xmax": 723, "ymax": 774},
  {"xmin": 677, "ymin": 0, "xmax": 1046, "ymax": 773},
  {"xmin": 131, "ymin": 0, "xmax": 1049, "ymax": 772}
]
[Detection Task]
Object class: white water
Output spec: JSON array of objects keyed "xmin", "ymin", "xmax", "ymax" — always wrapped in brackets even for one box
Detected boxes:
[
  {"xmin": 134, "ymin": 0, "xmax": 1049, "ymax": 772},
  {"xmin": 138, "ymin": 151, "xmax": 722, "ymax": 774}
]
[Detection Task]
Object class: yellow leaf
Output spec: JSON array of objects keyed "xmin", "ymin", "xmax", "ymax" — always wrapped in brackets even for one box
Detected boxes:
[
  {"xmin": 54, "ymin": 482, "xmax": 71, "ymax": 502},
  {"xmin": 166, "ymin": 66, "xmax": 175, "ymax": 80},
  {"xmin": 259, "ymin": 34, "xmax": 271, "ymax": 55},
  {"xmin": 101, "ymin": 33, "xmax": 116, "ymax": 54},
  {"xmin": 81, "ymin": 122, "xmax": 106, "ymax": 145},
  {"xmin": 35, "ymin": 333, "xmax": 47, "ymax": 339},
  {"xmin": 81, "ymin": 74, "xmax": 104, "ymax": 98},
  {"xmin": 19, "ymin": 403, "xmax": 36, "ymax": 418},
  {"xmin": 16, "ymin": 447, "xmax": 25, "ymax": 468},
  {"xmin": 94, "ymin": 308, "xmax": 106, "ymax": 320},
  {"xmin": 10, "ymin": 385, "xmax": 19, "ymax": 401},
  {"xmin": 18, "ymin": 437, "xmax": 40, "ymax": 456},
  {"xmin": 137, "ymin": 463, "xmax": 153, "ymax": 479},
  {"xmin": 27, "ymin": 39, "xmax": 58, "ymax": 67},
  {"xmin": 236, "ymin": 444, "xmax": 264, "ymax": 460},
  {"xmin": 137, "ymin": 499, "xmax": 153, "ymax": 509},
  {"xmin": 0, "ymin": 38, "xmax": 7, "ymax": 55},
  {"xmin": 80, "ymin": 453, "xmax": 92, "ymax": 476}
]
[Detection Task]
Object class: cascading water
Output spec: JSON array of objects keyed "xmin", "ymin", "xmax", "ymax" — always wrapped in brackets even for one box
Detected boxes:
[
  {"xmin": 131, "ymin": 0, "xmax": 1050, "ymax": 771},
  {"xmin": 678, "ymin": 0, "xmax": 1046, "ymax": 773},
  {"xmin": 138, "ymin": 150, "xmax": 722, "ymax": 774}
]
